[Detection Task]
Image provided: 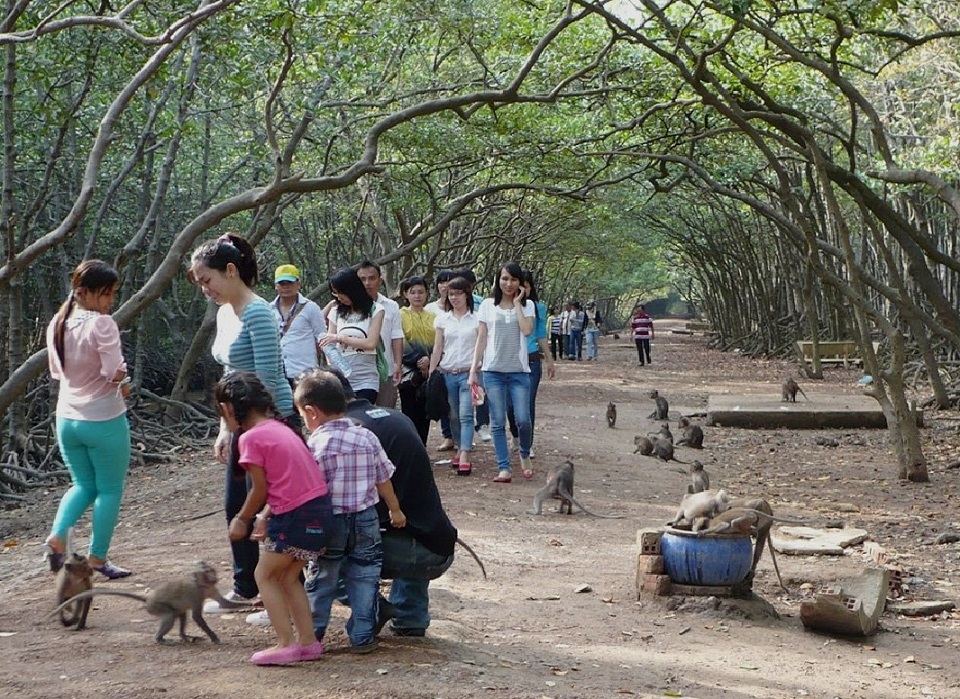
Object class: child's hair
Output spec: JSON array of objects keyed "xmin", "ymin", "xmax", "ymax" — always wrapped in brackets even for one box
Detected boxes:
[
  {"xmin": 328, "ymin": 267, "xmax": 374, "ymax": 319},
  {"xmin": 214, "ymin": 371, "xmax": 277, "ymax": 426},
  {"xmin": 493, "ymin": 261, "xmax": 524, "ymax": 305},
  {"xmin": 443, "ymin": 276, "xmax": 475, "ymax": 312},
  {"xmin": 52, "ymin": 260, "xmax": 120, "ymax": 370},
  {"xmin": 295, "ymin": 370, "xmax": 347, "ymax": 415},
  {"xmin": 188, "ymin": 232, "xmax": 259, "ymax": 287}
]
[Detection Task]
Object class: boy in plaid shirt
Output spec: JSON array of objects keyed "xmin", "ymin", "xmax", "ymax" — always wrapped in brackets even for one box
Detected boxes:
[{"xmin": 297, "ymin": 370, "xmax": 406, "ymax": 653}]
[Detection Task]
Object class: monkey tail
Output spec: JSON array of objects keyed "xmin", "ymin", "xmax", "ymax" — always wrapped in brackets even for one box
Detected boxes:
[
  {"xmin": 455, "ymin": 538, "xmax": 487, "ymax": 580},
  {"xmin": 49, "ymin": 589, "xmax": 147, "ymax": 619}
]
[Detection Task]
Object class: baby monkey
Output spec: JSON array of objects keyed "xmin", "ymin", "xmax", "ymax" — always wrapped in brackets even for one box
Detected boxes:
[
  {"xmin": 633, "ymin": 435, "xmax": 654, "ymax": 455},
  {"xmin": 50, "ymin": 561, "xmax": 233, "ymax": 644},
  {"xmin": 55, "ymin": 553, "xmax": 94, "ymax": 629},
  {"xmin": 530, "ymin": 461, "xmax": 623, "ymax": 518},
  {"xmin": 687, "ymin": 460, "xmax": 710, "ymax": 494},
  {"xmin": 606, "ymin": 402, "xmax": 617, "ymax": 428}
]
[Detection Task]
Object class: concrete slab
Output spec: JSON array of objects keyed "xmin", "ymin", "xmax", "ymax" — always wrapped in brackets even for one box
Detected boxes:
[
  {"xmin": 706, "ymin": 394, "xmax": 887, "ymax": 429},
  {"xmin": 772, "ymin": 527, "xmax": 870, "ymax": 555}
]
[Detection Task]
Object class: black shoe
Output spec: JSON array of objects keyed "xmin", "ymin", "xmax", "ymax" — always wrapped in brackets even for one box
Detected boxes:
[
  {"xmin": 389, "ymin": 624, "xmax": 426, "ymax": 637},
  {"xmin": 375, "ymin": 600, "xmax": 396, "ymax": 635}
]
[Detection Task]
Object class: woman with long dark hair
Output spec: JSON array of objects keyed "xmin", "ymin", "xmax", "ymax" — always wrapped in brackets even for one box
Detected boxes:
[
  {"xmin": 429, "ymin": 276, "xmax": 479, "ymax": 476},
  {"xmin": 468, "ymin": 262, "xmax": 536, "ymax": 483},
  {"xmin": 188, "ymin": 232, "xmax": 295, "ymax": 611},
  {"xmin": 320, "ymin": 267, "xmax": 385, "ymax": 404},
  {"xmin": 43, "ymin": 260, "xmax": 133, "ymax": 579},
  {"xmin": 507, "ymin": 270, "xmax": 556, "ymax": 458},
  {"xmin": 397, "ymin": 275, "xmax": 436, "ymax": 443}
]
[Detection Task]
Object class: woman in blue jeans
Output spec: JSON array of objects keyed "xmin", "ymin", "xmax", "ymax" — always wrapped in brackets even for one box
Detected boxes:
[
  {"xmin": 507, "ymin": 270, "xmax": 556, "ymax": 457},
  {"xmin": 429, "ymin": 276, "xmax": 479, "ymax": 476},
  {"xmin": 468, "ymin": 261, "xmax": 536, "ymax": 483}
]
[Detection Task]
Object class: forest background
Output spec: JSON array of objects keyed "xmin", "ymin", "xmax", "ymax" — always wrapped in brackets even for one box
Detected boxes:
[{"xmin": 0, "ymin": 0, "xmax": 959, "ymax": 497}]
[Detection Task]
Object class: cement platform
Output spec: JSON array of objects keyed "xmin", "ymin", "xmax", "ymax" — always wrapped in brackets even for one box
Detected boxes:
[{"xmin": 706, "ymin": 394, "xmax": 887, "ymax": 429}]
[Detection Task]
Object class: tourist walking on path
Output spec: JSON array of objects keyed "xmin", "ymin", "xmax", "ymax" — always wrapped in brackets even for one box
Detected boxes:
[
  {"xmin": 566, "ymin": 301, "xmax": 586, "ymax": 360},
  {"xmin": 631, "ymin": 304, "xmax": 654, "ymax": 365},
  {"xmin": 322, "ymin": 267, "xmax": 386, "ymax": 404},
  {"xmin": 424, "ymin": 269, "xmax": 457, "ymax": 450},
  {"xmin": 506, "ymin": 270, "xmax": 556, "ymax": 459},
  {"xmin": 584, "ymin": 301, "xmax": 602, "ymax": 360},
  {"xmin": 429, "ymin": 276, "xmax": 480, "ymax": 476},
  {"xmin": 44, "ymin": 260, "xmax": 133, "ymax": 580},
  {"xmin": 548, "ymin": 307, "xmax": 562, "ymax": 360},
  {"xmin": 357, "ymin": 261, "xmax": 403, "ymax": 409},
  {"xmin": 189, "ymin": 233, "xmax": 297, "ymax": 609},
  {"xmin": 468, "ymin": 262, "xmax": 536, "ymax": 483},
  {"xmin": 397, "ymin": 276, "xmax": 437, "ymax": 444},
  {"xmin": 272, "ymin": 264, "xmax": 327, "ymax": 388}
]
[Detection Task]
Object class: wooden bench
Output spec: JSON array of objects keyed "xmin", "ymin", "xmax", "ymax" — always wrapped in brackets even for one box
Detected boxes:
[{"xmin": 795, "ymin": 340, "xmax": 880, "ymax": 369}]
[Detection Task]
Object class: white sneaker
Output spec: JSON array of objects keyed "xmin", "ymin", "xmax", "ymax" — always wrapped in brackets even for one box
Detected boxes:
[
  {"xmin": 478, "ymin": 426, "xmax": 492, "ymax": 442},
  {"xmin": 204, "ymin": 589, "xmax": 261, "ymax": 614},
  {"xmin": 509, "ymin": 436, "xmax": 519, "ymax": 453},
  {"xmin": 245, "ymin": 610, "xmax": 272, "ymax": 627},
  {"xmin": 529, "ymin": 448, "xmax": 536, "ymax": 459}
]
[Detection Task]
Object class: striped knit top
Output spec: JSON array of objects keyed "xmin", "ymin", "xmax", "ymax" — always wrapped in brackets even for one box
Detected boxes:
[{"xmin": 212, "ymin": 296, "xmax": 294, "ymax": 416}]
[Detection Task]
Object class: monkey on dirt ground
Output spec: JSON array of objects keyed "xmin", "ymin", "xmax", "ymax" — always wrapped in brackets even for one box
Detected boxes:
[
  {"xmin": 50, "ymin": 561, "xmax": 232, "ymax": 644},
  {"xmin": 633, "ymin": 435, "xmax": 654, "ymax": 455},
  {"xmin": 647, "ymin": 389, "xmax": 669, "ymax": 420},
  {"xmin": 676, "ymin": 423, "xmax": 704, "ymax": 449},
  {"xmin": 653, "ymin": 422, "xmax": 673, "ymax": 442},
  {"xmin": 652, "ymin": 436, "xmax": 686, "ymax": 464},
  {"xmin": 667, "ymin": 489, "xmax": 731, "ymax": 528},
  {"xmin": 781, "ymin": 377, "xmax": 808, "ymax": 402},
  {"xmin": 530, "ymin": 461, "xmax": 623, "ymax": 519},
  {"xmin": 56, "ymin": 553, "xmax": 94, "ymax": 629},
  {"xmin": 606, "ymin": 402, "xmax": 617, "ymax": 428},
  {"xmin": 687, "ymin": 460, "xmax": 710, "ymax": 494}
]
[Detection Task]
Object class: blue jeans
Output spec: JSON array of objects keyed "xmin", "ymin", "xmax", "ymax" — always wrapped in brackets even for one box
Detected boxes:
[
  {"xmin": 444, "ymin": 372, "xmax": 474, "ymax": 454},
  {"xmin": 508, "ymin": 358, "xmax": 542, "ymax": 444},
  {"xmin": 568, "ymin": 330, "xmax": 583, "ymax": 359},
  {"xmin": 483, "ymin": 371, "xmax": 531, "ymax": 471},
  {"xmin": 305, "ymin": 506, "xmax": 382, "ymax": 646},
  {"xmin": 382, "ymin": 530, "xmax": 454, "ymax": 631},
  {"xmin": 586, "ymin": 328, "xmax": 600, "ymax": 359}
]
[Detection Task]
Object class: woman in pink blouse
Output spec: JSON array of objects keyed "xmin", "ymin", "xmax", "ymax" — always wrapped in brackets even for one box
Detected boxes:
[{"xmin": 43, "ymin": 260, "xmax": 133, "ymax": 579}]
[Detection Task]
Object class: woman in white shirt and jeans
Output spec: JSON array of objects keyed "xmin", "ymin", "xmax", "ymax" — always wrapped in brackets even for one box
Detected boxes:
[
  {"xmin": 429, "ymin": 276, "xmax": 479, "ymax": 476},
  {"xmin": 468, "ymin": 262, "xmax": 535, "ymax": 483}
]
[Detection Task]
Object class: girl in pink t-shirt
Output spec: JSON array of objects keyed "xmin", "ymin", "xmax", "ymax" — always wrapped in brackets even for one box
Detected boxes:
[{"xmin": 215, "ymin": 371, "xmax": 333, "ymax": 666}]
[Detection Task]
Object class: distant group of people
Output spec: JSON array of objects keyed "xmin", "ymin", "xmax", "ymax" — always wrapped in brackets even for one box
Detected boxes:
[{"xmin": 548, "ymin": 300, "xmax": 603, "ymax": 361}]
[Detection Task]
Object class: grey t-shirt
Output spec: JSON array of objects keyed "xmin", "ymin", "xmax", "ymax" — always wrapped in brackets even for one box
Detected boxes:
[{"xmin": 477, "ymin": 298, "xmax": 536, "ymax": 373}]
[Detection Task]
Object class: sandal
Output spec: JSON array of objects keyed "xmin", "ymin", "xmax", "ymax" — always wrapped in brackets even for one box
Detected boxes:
[
  {"xmin": 43, "ymin": 545, "xmax": 66, "ymax": 574},
  {"xmin": 492, "ymin": 470, "xmax": 512, "ymax": 483},
  {"xmin": 93, "ymin": 560, "xmax": 133, "ymax": 580},
  {"xmin": 457, "ymin": 462, "xmax": 472, "ymax": 476},
  {"xmin": 437, "ymin": 439, "xmax": 456, "ymax": 452}
]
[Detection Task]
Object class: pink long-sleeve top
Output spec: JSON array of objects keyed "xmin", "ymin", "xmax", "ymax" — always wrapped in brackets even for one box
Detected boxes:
[{"xmin": 46, "ymin": 311, "xmax": 128, "ymax": 422}]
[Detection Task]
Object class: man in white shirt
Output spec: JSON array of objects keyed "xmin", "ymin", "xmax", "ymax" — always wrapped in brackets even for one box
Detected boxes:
[
  {"xmin": 357, "ymin": 260, "xmax": 404, "ymax": 408},
  {"xmin": 272, "ymin": 264, "xmax": 328, "ymax": 387}
]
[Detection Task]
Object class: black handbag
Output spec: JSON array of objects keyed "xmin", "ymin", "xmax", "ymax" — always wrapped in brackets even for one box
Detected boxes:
[{"xmin": 421, "ymin": 370, "xmax": 448, "ymax": 421}]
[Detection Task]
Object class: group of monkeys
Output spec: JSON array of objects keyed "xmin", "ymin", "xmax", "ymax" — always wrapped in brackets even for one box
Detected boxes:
[
  {"xmin": 50, "ymin": 378, "xmax": 815, "ymax": 644},
  {"xmin": 51, "ymin": 555, "xmax": 240, "ymax": 644}
]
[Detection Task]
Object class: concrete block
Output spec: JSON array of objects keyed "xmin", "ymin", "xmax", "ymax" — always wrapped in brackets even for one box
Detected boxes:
[
  {"xmin": 641, "ymin": 573, "xmax": 671, "ymax": 596},
  {"xmin": 637, "ymin": 528, "xmax": 663, "ymax": 555}
]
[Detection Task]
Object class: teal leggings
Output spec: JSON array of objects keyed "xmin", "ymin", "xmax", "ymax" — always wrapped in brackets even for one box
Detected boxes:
[{"xmin": 51, "ymin": 414, "xmax": 131, "ymax": 559}]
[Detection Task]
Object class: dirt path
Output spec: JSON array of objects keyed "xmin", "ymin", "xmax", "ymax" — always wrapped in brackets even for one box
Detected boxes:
[{"xmin": 1, "ymin": 324, "xmax": 959, "ymax": 699}]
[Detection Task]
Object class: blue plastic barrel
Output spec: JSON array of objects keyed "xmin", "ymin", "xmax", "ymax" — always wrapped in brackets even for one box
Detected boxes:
[{"xmin": 660, "ymin": 530, "xmax": 753, "ymax": 586}]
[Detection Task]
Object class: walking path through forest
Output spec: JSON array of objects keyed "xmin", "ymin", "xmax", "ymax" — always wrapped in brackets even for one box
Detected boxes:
[{"xmin": 1, "ymin": 322, "xmax": 958, "ymax": 698}]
